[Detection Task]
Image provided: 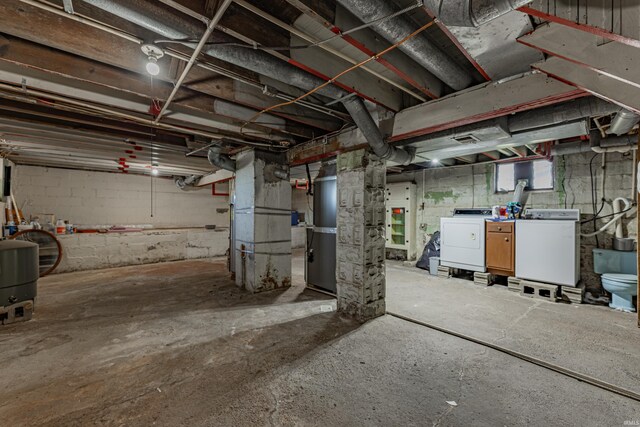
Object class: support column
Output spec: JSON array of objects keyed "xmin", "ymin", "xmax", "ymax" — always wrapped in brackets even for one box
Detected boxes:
[
  {"xmin": 234, "ymin": 150, "xmax": 291, "ymax": 292},
  {"xmin": 336, "ymin": 149, "xmax": 386, "ymax": 321}
]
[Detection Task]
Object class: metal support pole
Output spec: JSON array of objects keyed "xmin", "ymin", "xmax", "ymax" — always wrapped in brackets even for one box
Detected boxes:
[{"xmin": 154, "ymin": 0, "xmax": 234, "ymax": 124}]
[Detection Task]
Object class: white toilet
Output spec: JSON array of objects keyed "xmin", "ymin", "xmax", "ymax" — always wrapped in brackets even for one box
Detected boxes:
[{"xmin": 593, "ymin": 249, "xmax": 637, "ymax": 312}]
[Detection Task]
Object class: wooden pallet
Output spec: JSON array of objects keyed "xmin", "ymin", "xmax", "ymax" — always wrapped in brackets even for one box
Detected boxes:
[{"xmin": 0, "ymin": 300, "xmax": 34, "ymax": 325}]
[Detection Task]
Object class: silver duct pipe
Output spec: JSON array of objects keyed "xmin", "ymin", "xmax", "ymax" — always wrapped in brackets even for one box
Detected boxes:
[
  {"xmin": 607, "ymin": 109, "xmax": 640, "ymax": 136},
  {"xmin": 204, "ymin": 46, "xmax": 345, "ymax": 100},
  {"xmin": 208, "ymin": 146, "xmax": 236, "ymax": 172},
  {"xmin": 82, "ymin": 0, "xmax": 415, "ymax": 165},
  {"xmin": 552, "ymin": 134, "xmax": 637, "ymax": 156},
  {"xmin": 403, "ymin": 97, "xmax": 620, "ymax": 146},
  {"xmin": 342, "ymin": 97, "xmax": 415, "ymax": 165},
  {"xmin": 82, "ymin": 0, "xmax": 201, "ymax": 39},
  {"xmin": 273, "ymin": 168, "xmax": 290, "ymax": 181},
  {"xmin": 336, "ymin": 0, "xmax": 472, "ymax": 90},
  {"xmin": 174, "ymin": 175, "xmax": 202, "ymax": 191},
  {"xmin": 590, "ymin": 131, "xmax": 636, "ymax": 153},
  {"xmin": 509, "ymin": 97, "xmax": 621, "ymax": 133},
  {"xmin": 424, "ymin": 0, "xmax": 533, "ymax": 27}
]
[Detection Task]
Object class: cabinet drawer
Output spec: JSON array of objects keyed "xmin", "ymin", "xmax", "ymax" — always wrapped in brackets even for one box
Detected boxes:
[{"xmin": 487, "ymin": 222, "xmax": 513, "ymax": 233}]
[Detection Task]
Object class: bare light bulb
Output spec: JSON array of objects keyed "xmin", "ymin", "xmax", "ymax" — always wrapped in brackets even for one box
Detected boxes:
[
  {"xmin": 151, "ymin": 167, "xmax": 159, "ymax": 176},
  {"xmin": 431, "ymin": 159, "xmax": 439, "ymax": 165},
  {"xmin": 146, "ymin": 57, "xmax": 160, "ymax": 76}
]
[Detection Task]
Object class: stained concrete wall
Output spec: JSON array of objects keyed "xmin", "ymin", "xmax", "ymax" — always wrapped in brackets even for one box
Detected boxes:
[
  {"xmin": 55, "ymin": 228, "xmax": 229, "ymax": 273},
  {"xmin": 234, "ymin": 150, "xmax": 291, "ymax": 292},
  {"xmin": 387, "ymin": 152, "xmax": 637, "ymax": 294},
  {"xmin": 12, "ymin": 165, "xmax": 229, "ymax": 227}
]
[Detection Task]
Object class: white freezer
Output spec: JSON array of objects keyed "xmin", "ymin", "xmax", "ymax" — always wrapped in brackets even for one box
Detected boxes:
[{"xmin": 515, "ymin": 220, "xmax": 580, "ymax": 286}]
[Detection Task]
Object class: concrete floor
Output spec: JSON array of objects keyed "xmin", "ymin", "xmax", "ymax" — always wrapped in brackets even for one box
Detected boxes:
[
  {"xmin": 385, "ymin": 260, "xmax": 640, "ymax": 395},
  {"xmin": 0, "ymin": 255, "xmax": 638, "ymax": 425}
]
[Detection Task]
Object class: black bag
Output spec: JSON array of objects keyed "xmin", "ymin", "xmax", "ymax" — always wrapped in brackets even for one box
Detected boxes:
[{"xmin": 416, "ymin": 231, "xmax": 440, "ymax": 271}]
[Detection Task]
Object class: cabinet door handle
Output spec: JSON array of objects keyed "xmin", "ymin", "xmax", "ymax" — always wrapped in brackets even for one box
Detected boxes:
[
  {"xmin": 497, "ymin": 227, "xmax": 502, "ymax": 231},
  {"xmin": 504, "ymin": 237, "xmax": 509, "ymax": 242}
]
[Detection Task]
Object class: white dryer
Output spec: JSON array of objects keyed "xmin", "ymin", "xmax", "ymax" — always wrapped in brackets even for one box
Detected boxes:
[{"xmin": 440, "ymin": 208, "xmax": 492, "ymax": 272}]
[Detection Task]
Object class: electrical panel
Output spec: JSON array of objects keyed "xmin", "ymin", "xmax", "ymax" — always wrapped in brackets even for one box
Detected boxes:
[{"xmin": 385, "ymin": 182, "xmax": 417, "ymax": 260}]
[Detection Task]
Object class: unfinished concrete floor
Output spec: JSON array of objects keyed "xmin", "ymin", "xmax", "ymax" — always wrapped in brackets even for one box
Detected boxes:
[
  {"xmin": 385, "ymin": 260, "xmax": 640, "ymax": 396},
  {"xmin": 0, "ymin": 255, "xmax": 638, "ymax": 426}
]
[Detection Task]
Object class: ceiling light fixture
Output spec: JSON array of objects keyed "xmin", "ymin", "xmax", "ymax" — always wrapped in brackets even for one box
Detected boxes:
[
  {"xmin": 151, "ymin": 167, "xmax": 159, "ymax": 176},
  {"xmin": 431, "ymin": 159, "xmax": 439, "ymax": 165},
  {"xmin": 141, "ymin": 44, "xmax": 164, "ymax": 76}
]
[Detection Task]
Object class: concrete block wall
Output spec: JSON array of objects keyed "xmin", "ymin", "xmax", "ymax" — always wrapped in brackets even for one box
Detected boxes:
[
  {"xmin": 56, "ymin": 228, "xmax": 229, "ymax": 273},
  {"xmin": 12, "ymin": 165, "xmax": 229, "ymax": 227},
  {"xmin": 387, "ymin": 152, "xmax": 637, "ymax": 295}
]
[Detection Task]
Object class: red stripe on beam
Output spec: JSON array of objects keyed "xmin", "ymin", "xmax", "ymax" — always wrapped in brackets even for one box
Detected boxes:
[
  {"xmin": 421, "ymin": 8, "xmax": 491, "ymax": 81},
  {"xmin": 518, "ymin": 6, "xmax": 640, "ymax": 49},
  {"xmin": 482, "ymin": 152, "xmax": 500, "ymax": 160},
  {"xmin": 517, "ymin": 38, "xmax": 640, "ymax": 89},
  {"xmin": 329, "ymin": 26, "xmax": 438, "ymax": 99},
  {"xmin": 287, "ymin": 58, "xmax": 398, "ymax": 112},
  {"xmin": 531, "ymin": 66, "xmax": 640, "ymax": 116},
  {"xmin": 389, "ymin": 89, "xmax": 587, "ymax": 142}
]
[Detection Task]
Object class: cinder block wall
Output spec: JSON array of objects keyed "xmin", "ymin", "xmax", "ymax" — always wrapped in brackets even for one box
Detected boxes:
[
  {"xmin": 13, "ymin": 165, "xmax": 229, "ymax": 227},
  {"xmin": 388, "ymin": 152, "xmax": 637, "ymax": 294}
]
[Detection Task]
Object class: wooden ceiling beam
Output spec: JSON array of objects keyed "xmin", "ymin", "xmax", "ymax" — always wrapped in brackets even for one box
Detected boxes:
[
  {"xmin": 0, "ymin": 34, "xmax": 324, "ymax": 140},
  {"xmin": 0, "ymin": 2, "xmax": 342, "ymax": 132}
]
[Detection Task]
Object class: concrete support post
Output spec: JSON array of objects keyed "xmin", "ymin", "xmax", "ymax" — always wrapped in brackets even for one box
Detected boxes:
[
  {"xmin": 234, "ymin": 150, "xmax": 291, "ymax": 292},
  {"xmin": 336, "ymin": 149, "xmax": 387, "ymax": 321}
]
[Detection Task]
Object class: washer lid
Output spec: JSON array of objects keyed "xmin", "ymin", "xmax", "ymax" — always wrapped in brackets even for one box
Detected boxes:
[{"xmin": 602, "ymin": 273, "xmax": 637, "ymax": 283}]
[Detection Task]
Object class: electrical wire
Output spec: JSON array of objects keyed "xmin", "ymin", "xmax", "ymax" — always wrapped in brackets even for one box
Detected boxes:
[
  {"xmin": 580, "ymin": 206, "xmax": 635, "ymax": 224},
  {"xmin": 588, "ymin": 153, "xmax": 605, "ymax": 247},
  {"xmin": 154, "ymin": 0, "xmax": 424, "ymax": 52},
  {"xmin": 240, "ymin": 20, "xmax": 435, "ymax": 134}
]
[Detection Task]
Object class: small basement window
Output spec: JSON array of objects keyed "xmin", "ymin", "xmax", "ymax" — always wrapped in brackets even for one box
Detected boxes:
[{"xmin": 495, "ymin": 159, "xmax": 554, "ymax": 193}]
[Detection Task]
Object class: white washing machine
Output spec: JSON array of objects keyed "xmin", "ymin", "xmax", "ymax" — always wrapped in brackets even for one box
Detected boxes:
[{"xmin": 440, "ymin": 209, "xmax": 492, "ymax": 272}]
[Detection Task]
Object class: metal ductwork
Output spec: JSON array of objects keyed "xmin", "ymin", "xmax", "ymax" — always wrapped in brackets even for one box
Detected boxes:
[
  {"xmin": 198, "ymin": 47, "xmax": 414, "ymax": 163},
  {"xmin": 174, "ymin": 174, "xmax": 202, "ymax": 191},
  {"xmin": 272, "ymin": 168, "xmax": 290, "ymax": 181},
  {"xmin": 82, "ymin": 0, "xmax": 201, "ymax": 39},
  {"xmin": 509, "ymin": 97, "xmax": 622, "ymax": 133},
  {"xmin": 552, "ymin": 133, "xmax": 637, "ymax": 156},
  {"xmin": 399, "ymin": 96, "xmax": 625, "ymax": 161},
  {"xmin": 423, "ymin": 0, "xmax": 533, "ymax": 27},
  {"xmin": 82, "ymin": 0, "xmax": 415, "ymax": 165},
  {"xmin": 590, "ymin": 131, "xmax": 636, "ymax": 154},
  {"xmin": 208, "ymin": 146, "xmax": 236, "ymax": 172},
  {"xmin": 336, "ymin": 0, "xmax": 472, "ymax": 90},
  {"xmin": 342, "ymin": 97, "xmax": 415, "ymax": 165},
  {"xmin": 607, "ymin": 109, "xmax": 640, "ymax": 136}
]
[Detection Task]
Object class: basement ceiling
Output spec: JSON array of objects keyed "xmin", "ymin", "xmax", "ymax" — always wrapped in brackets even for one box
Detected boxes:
[{"xmin": 0, "ymin": 0, "xmax": 601, "ymax": 177}]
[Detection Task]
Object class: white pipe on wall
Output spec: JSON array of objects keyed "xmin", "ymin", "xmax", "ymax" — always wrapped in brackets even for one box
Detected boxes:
[{"xmin": 580, "ymin": 197, "xmax": 635, "ymax": 238}]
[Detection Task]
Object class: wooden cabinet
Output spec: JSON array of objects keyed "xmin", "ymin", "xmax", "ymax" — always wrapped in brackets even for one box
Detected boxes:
[{"xmin": 486, "ymin": 221, "xmax": 515, "ymax": 277}]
